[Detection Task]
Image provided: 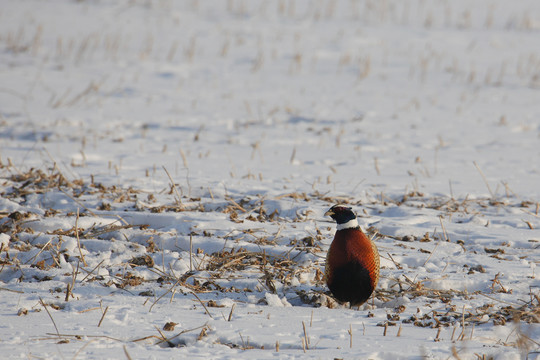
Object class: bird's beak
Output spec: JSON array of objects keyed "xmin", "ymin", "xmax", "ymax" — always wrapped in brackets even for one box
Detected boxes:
[{"xmin": 324, "ymin": 209, "xmax": 334, "ymax": 217}]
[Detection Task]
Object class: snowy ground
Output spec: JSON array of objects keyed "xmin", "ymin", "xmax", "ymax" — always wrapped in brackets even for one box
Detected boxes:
[{"xmin": 1, "ymin": 1, "xmax": 539, "ymax": 359}]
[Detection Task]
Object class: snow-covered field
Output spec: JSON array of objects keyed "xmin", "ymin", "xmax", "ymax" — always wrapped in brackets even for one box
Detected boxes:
[{"xmin": 1, "ymin": 0, "xmax": 539, "ymax": 358}]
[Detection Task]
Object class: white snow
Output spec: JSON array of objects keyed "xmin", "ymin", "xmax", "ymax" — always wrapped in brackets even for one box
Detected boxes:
[
  {"xmin": 0, "ymin": 0, "xmax": 539, "ymax": 359},
  {"xmin": 0, "ymin": 233, "xmax": 9, "ymax": 249}
]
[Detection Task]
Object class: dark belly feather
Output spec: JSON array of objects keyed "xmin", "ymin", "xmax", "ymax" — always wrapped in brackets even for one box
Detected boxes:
[{"xmin": 327, "ymin": 260, "xmax": 374, "ymax": 306}]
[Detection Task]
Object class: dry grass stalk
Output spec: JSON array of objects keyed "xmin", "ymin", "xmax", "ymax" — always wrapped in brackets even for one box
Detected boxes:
[
  {"xmin": 97, "ymin": 306, "xmax": 109, "ymax": 327},
  {"xmin": 473, "ymin": 161, "xmax": 494, "ymax": 198},
  {"xmin": 239, "ymin": 332, "xmax": 252, "ymax": 350},
  {"xmin": 374, "ymin": 157, "xmax": 381, "ymax": 175},
  {"xmin": 65, "ymin": 261, "xmax": 79, "ymax": 301},
  {"xmin": 228, "ymin": 303, "xmax": 236, "ymax": 321},
  {"xmin": 422, "ymin": 241, "xmax": 440, "ymax": 267},
  {"xmin": 80, "ymin": 259, "xmax": 105, "ymax": 282},
  {"xmin": 163, "ymin": 166, "xmax": 183, "ymax": 206},
  {"xmin": 451, "ymin": 326, "xmax": 457, "ymax": 341},
  {"xmin": 44, "ymin": 333, "xmax": 122, "ymax": 342},
  {"xmin": 190, "ymin": 234, "xmax": 193, "ymax": 272},
  {"xmin": 435, "ymin": 326, "xmax": 442, "ymax": 341},
  {"xmin": 290, "ymin": 147, "xmax": 296, "ymax": 164},
  {"xmin": 39, "ymin": 297, "xmax": 62, "ymax": 339},
  {"xmin": 25, "ymin": 237, "xmax": 53, "ymax": 265},
  {"xmin": 71, "ymin": 338, "xmax": 100, "ymax": 359},
  {"xmin": 154, "ymin": 323, "xmax": 209, "ymax": 346},
  {"xmin": 75, "ymin": 208, "xmax": 87, "ymax": 266},
  {"xmin": 302, "ymin": 321, "xmax": 310, "ymax": 349},
  {"xmin": 123, "ymin": 345, "xmax": 133, "ymax": 360},
  {"xmin": 149, "ymin": 278, "xmax": 182, "ymax": 312},
  {"xmin": 192, "ymin": 291, "xmax": 213, "ymax": 318},
  {"xmin": 439, "ymin": 215, "xmax": 450, "ymax": 242}
]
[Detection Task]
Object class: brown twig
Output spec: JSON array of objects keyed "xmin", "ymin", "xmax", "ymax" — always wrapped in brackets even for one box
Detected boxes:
[
  {"xmin": 154, "ymin": 323, "xmax": 209, "ymax": 345},
  {"xmin": 473, "ymin": 161, "xmax": 494, "ymax": 198},
  {"xmin": 163, "ymin": 166, "xmax": 183, "ymax": 206},
  {"xmin": 80, "ymin": 259, "xmax": 105, "ymax": 282},
  {"xmin": 75, "ymin": 209, "xmax": 87, "ymax": 266},
  {"xmin": 192, "ymin": 292, "xmax": 213, "ymax": 319},
  {"xmin": 302, "ymin": 321, "xmax": 309, "ymax": 349},
  {"xmin": 123, "ymin": 345, "xmax": 133, "ymax": 360},
  {"xmin": 97, "ymin": 306, "xmax": 109, "ymax": 327},
  {"xmin": 39, "ymin": 297, "xmax": 61, "ymax": 338},
  {"xmin": 228, "ymin": 303, "xmax": 236, "ymax": 321},
  {"xmin": 149, "ymin": 278, "xmax": 182, "ymax": 312}
]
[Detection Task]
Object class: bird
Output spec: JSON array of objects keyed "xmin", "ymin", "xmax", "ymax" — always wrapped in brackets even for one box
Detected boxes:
[{"xmin": 324, "ymin": 204, "xmax": 380, "ymax": 307}]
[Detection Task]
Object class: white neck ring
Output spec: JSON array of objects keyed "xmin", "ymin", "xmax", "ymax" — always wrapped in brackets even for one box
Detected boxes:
[{"xmin": 336, "ymin": 218, "xmax": 359, "ymax": 230}]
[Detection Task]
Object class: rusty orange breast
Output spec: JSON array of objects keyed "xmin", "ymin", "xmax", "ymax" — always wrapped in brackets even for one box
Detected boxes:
[{"xmin": 325, "ymin": 228, "xmax": 380, "ymax": 295}]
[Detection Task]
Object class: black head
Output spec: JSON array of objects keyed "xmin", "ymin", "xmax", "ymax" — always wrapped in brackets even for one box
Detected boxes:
[{"xmin": 324, "ymin": 205, "xmax": 356, "ymax": 225}]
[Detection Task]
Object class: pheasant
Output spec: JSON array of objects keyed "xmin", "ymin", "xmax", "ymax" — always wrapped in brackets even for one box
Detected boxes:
[{"xmin": 324, "ymin": 204, "xmax": 380, "ymax": 306}]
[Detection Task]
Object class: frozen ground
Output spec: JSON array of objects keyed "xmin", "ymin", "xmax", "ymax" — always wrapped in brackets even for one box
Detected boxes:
[{"xmin": 0, "ymin": 0, "xmax": 539, "ymax": 359}]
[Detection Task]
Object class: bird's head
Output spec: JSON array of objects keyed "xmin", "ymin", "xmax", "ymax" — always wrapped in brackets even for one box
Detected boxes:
[{"xmin": 324, "ymin": 205, "xmax": 357, "ymax": 225}]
